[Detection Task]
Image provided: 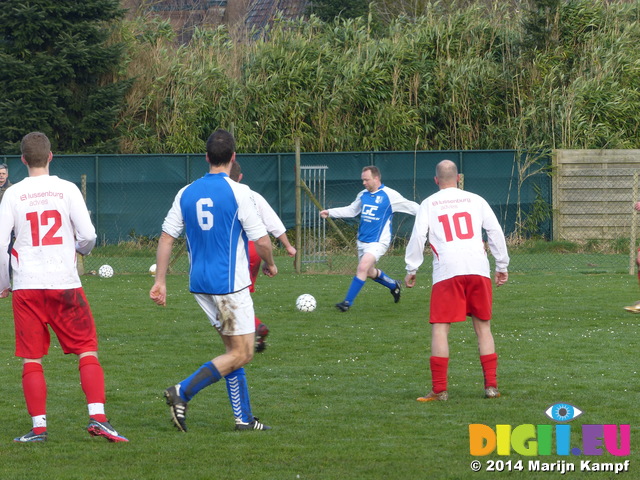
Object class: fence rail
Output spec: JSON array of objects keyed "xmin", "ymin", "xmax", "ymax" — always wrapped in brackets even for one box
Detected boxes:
[{"xmin": 5, "ymin": 149, "xmax": 639, "ymax": 275}]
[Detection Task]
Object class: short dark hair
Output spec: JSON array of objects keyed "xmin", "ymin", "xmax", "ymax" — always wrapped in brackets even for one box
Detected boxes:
[
  {"xmin": 229, "ymin": 160, "xmax": 242, "ymax": 182},
  {"xmin": 362, "ymin": 165, "xmax": 381, "ymax": 179},
  {"xmin": 21, "ymin": 132, "xmax": 51, "ymax": 168},
  {"xmin": 206, "ymin": 129, "xmax": 235, "ymax": 166}
]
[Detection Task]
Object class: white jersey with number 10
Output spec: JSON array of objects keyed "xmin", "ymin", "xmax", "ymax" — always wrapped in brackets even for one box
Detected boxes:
[{"xmin": 405, "ymin": 187, "xmax": 509, "ymax": 285}]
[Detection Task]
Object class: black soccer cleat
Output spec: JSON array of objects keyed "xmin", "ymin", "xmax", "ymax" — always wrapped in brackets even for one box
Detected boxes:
[
  {"xmin": 235, "ymin": 417, "xmax": 271, "ymax": 431},
  {"xmin": 335, "ymin": 301, "xmax": 351, "ymax": 312},
  {"xmin": 391, "ymin": 281, "xmax": 401, "ymax": 303},
  {"xmin": 164, "ymin": 385, "xmax": 188, "ymax": 432}
]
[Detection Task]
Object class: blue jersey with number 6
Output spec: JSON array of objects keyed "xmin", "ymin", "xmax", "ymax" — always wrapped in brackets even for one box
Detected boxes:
[{"xmin": 162, "ymin": 172, "xmax": 267, "ymax": 295}]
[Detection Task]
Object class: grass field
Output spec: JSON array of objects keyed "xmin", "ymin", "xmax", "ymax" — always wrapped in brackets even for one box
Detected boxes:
[{"xmin": 0, "ymin": 256, "xmax": 638, "ymax": 479}]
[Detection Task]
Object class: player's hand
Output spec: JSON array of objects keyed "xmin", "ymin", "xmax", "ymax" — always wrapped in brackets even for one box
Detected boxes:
[
  {"xmin": 0, "ymin": 288, "xmax": 11, "ymax": 299},
  {"xmin": 150, "ymin": 283, "xmax": 167, "ymax": 306},
  {"xmin": 495, "ymin": 271, "xmax": 508, "ymax": 286},
  {"xmin": 635, "ymin": 202, "xmax": 640, "ymax": 211},
  {"xmin": 404, "ymin": 273, "xmax": 416, "ymax": 288},
  {"xmin": 286, "ymin": 246, "xmax": 297, "ymax": 257},
  {"xmin": 263, "ymin": 263, "xmax": 278, "ymax": 277},
  {"xmin": 320, "ymin": 210, "xmax": 329, "ymax": 219}
]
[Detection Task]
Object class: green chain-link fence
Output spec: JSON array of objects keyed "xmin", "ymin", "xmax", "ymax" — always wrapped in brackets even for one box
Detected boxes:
[{"xmin": 2, "ymin": 149, "xmax": 635, "ymax": 277}]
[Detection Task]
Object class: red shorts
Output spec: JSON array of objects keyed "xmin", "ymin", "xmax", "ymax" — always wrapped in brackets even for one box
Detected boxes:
[
  {"xmin": 430, "ymin": 275, "xmax": 493, "ymax": 323},
  {"xmin": 12, "ymin": 288, "xmax": 98, "ymax": 358}
]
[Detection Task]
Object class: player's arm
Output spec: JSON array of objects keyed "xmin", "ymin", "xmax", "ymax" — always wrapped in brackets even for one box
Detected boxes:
[
  {"xmin": 404, "ymin": 201, "xmax": 429, "ymax": 287},
  {"xmin": 494, "ymin": 271, "xmax": 508, "ymax": 286},
  {"xmin": 254, "ymin": 192, "xmax": 296, "ymax": 256},
  {"xmin": 150, "ymin": 189, "xmax": 185, "ymax": 306},
  {"xmin": 277, "ymin": 233, "xmax": 297, "ymax": 257},
  {"xmin": 69, "ymin": 186, "xmax": 97, "ymax": 255},
  {"xmin": 0, "ymin": 192, "xmax": 14, "ymax": 294},
  {"xmin": 237, "ymin": 185, "xmax": 277, "ymax": 276},
  {"xmin": 150, "ymin": 232, "xmax": 175, "ymax": 306},
  {"xmin": 321, "ymin": 193, "xmax": 363, "ymax": 219},
  {"xmin": 254, "ymin": 234, "xmax": 277, "ymax": 277},
  {"xmin": 387, "ymin": 189, "xmax": 420, "ymax": 215},
  {"xmin": 481, "ymin": 200, "xmax": 510, "ymax": 283}
]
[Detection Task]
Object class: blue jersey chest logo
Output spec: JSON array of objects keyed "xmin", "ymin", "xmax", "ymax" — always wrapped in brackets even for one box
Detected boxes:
[{"xmin": 362, "ymin": 204, "xmax": 379, "ymax": 217}]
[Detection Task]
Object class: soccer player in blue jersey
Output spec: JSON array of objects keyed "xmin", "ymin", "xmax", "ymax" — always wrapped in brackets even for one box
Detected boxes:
[
  {"xmin": 150, "ymin": 129, "xmax": 278, "ymax": 432},
  {"xmin": 320, "ymin": 166, "xmax": 419, "ymax": 312}
]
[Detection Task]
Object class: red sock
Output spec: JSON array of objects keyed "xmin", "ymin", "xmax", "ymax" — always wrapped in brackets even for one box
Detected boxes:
[
  {"xmin": 255, "ymin": 316, "xmax": 261, "ymax": 329},
  {"xmin": 79, "ymin": 355, "xmax": 107, "ymax": 422},
  {"xmin": 430, "ymin": 356, "xmax": 449, "ymax": 393},
  {"xmin": 22, "ymin": 363, "xmax": 47, "ymax": 433},
  {"xmin": 480, "ymin": 353, "xmax": 498, "ymax": 388}
]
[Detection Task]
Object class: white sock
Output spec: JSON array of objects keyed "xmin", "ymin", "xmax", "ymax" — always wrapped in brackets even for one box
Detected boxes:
[
  {"xmin": 88, "ymin": 403, "xmax": 105, "ymax": 417},
  {"xmin": 32, "ymin": 415, "xmax": 46, "ymax": 429}
]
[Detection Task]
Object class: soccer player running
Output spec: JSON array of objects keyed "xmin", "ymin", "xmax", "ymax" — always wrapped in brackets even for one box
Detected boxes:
[
  {"xmin": 320, "ymin": 166, "xmax": 418, "ymax": 312},
  {"xmin": 404, "ymin": 160, "xmax": 509, "ymax": 402},
  {"xmin": 229, "ymin": 161, "xmax": 296, "ymax": 352},
  {"xmin": 150, "ymin": 129, "xmax": 277, "ymax": 432},
  {"xmin": 0, "ymin": 132, "xmax": 128, "ymax": 442}
]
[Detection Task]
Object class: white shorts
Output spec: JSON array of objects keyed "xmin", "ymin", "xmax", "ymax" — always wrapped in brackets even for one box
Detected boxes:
[
  {"xmin": 193, "ymin": 288, "xmax": 255, "ymax": 336},
  {"xmin": 357, "ymin": 240, "xmax": 389, "ymax": 262}
]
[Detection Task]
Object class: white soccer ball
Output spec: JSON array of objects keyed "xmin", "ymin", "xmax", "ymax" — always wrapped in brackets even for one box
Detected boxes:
[
  {"xmin": 296, "ymin": 294, "xmax": 316, "ymax": 312},
  {"xmin": 149, "ymin": 263, "xmax": 157, "ymax": 276},
  {"xmin": 98, "ymin": 264, "xmax": 114, "ymax": 278}
]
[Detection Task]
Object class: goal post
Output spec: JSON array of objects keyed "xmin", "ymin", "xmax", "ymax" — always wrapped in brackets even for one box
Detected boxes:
[{"xmin": 299, "ymin": 165, "xmax": 329, "ymax": 271}]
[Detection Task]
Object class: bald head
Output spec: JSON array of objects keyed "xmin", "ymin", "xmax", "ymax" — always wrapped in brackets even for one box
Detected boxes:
[{"xmin": 435, "ymin": 160, "xmax": 459, "ymax": 188}]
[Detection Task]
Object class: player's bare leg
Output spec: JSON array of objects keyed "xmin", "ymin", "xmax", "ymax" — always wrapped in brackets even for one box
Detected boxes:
[{"xmin": 164, "ymin": 333, "xmax": 269, "ymax": 431}]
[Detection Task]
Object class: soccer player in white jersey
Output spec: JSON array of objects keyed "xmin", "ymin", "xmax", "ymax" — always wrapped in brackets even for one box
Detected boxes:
[
  {"xmin": 0, "ymin": 132, "xmax": 128, "ymax": 443},
  {"xmin": 150, "ymin": 129, "xmax": 278, "ymax": 432},
  {"xmin": 230, "ymin": 161, "xmax": 296, "ymax": 352},
  {"xmin": 320, "ymin": 166, "xmax": 418, "ymax": 312},
  {"xmin": 405, "ymin": 159, "xmax": 509, "ymax": 402}
]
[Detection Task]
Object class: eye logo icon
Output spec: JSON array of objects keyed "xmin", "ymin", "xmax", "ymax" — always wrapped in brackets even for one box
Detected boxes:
[{"xmin": 545, "ymin": 403, "xmax": 583, "ymax": 422}]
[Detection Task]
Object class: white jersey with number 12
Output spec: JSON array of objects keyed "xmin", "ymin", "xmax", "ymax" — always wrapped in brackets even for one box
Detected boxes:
[{"xmin": 0, "ymin": 175, "xmax": 96, "ymax": 291}]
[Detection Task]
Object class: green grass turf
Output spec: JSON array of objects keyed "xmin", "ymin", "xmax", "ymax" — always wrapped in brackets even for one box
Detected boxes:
[{"xmin": 0, "ymin": 257, "xmax": 638, "ymax": 479}]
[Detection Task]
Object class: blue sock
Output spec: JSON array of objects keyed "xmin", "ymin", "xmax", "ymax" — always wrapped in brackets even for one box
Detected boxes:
[
  {"xmin": 373, "ymin": 269, "xmax": 397, "ymax": 290},
  {"xmin": 225, "ymin": 368, "xmax": 253, "ymax": 423},
  {"xmin": 179, "ymin": 361, "xmax": 222, "ymax": 402},
  {"xmin": 344, "ymin": 277, "xmax": 366, "ymax": 304}
]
